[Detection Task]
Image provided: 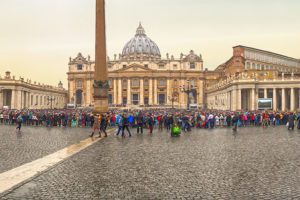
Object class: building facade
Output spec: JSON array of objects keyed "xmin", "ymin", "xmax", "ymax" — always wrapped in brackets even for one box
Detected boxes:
[
  {"xmin": 68, "ymin": 23, "xmax": 206, "ymax": 108},
  {"xmin": 207, "ymin": 46, "xmax": 300, "ymax": 111},
  {"xmin": 0, "ymin": 71, "xmax": 67, "ymax": 110}
]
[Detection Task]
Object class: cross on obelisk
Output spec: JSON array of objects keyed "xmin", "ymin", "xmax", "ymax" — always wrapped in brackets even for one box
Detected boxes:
[{"xmin": 93, "ymin": 0, "xmax": 108, "ymax": 114}]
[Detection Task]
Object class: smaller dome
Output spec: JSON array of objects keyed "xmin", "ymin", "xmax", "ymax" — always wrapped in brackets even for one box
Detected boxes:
[{"xmin": 121, "ymin": 23, "xmax": 161, "ymax": 59}]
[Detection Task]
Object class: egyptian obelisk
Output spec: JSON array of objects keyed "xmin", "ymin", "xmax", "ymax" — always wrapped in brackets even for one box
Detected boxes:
[{"xmin": 93, "ymin": 0, "xmax": 108, "ymax": 114}]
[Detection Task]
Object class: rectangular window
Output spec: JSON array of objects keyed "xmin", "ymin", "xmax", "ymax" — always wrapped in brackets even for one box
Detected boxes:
[
  {"xmin": 159, "ymin": 64, "xmax": 165, "ymax": 69},
  {"xmin": 144, "ymin": 64, "xmax": 148, "ymax": 68},
  {"xmin": 158, "ymin": 79, "xmax": 166, "ymax": 86},
  {"xmin": 77, "ymin": 64, "xmax": 83, "ymax": 70},
  {"xmin": 123, "ymin": 65, "xmax": 127, "ymax": 68},
  {"xmin": 190, "ymin": 62, "xmax": 195, "ymax": 69},
  {"xmin": 131, "ymin": 79, "xmax": 140, "ymax": 87},
  {"xmin": 173, "ymin": 64, "xmax": 178, "ymax": 69},
  {"xmin": 76, "ymin": 80, "xmax": 83, "ymax": 88}
]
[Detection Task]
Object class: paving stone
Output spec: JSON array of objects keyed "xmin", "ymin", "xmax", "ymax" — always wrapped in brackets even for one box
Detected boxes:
[{"xmin": 1, "ymin": 126, "xmax": 300, "ymax": 199}]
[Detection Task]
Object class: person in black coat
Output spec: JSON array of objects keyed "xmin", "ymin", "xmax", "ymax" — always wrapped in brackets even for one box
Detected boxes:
[
  {"xmin": 147, "ymin": 114, "xmax": 154, "ymax": 134},
  {"xmin": 122, "ymin": 114, "xmax": 131, "ymax": 137},
  {"xmin": 287, "ymin": 113, "xmax": 295, "ymax": 130},
  {"xmin": 232, "ymin": 114, "xmax": 238, "ymax": 131},
  {"xmin": 99, "ymin": 114, "xmax": 108, "ymax": 137}
]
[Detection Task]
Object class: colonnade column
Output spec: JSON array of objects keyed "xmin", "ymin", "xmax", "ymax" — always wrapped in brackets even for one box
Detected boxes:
[
  {"xmin": 251, "ymin": 88, "xmax": 256, "ymax": 110},
  {"xmin": 113, "ymin": 79, "xmax": 117, "ymax": 104},
  {"xmin": 264, "ymin": 88, "xmax": 267, "ymax": 98},
  {"xmin": 282, "ymin": 88, "xmax": 286, "ymax": 111},
  {"xmin": 299, "ymin": 88, "xmax": 300, "ymax": 109},
  {"xmin": 0, "ymin": 91, "xmax": 3, "ymax": 108},
  {"xmin": 153, "ymin": 79, "xmax": 157, "ymax": 105},
  {"xmin": 127, "ymin": 79, "xmax": 131, "ymax": 105},
  {"xmin": 227, "ymin": 91, "xmax": 231, "ymax": 110},
  {"xmin": 273, "ymin": 88, "xmax": 277, "ymax": 111},
  {"xmin": 237, "ymin": 89, "xmax": 241, "ymax": 110},
  {"xmin": 231, "ymin": 89, "xmax": 237, "ymax": 111},
  {"xmin": 149, "ymin": 78, "xmax": 153, "ymax": 105},
  {"xmin": 140, "ymin": 79, "xmax": 144, "ymax": 105},
  {"xmin": 290, "ymin": 87, "xmax": 295, "ymax": 111},
  {"xmin": 118, "ymin": 79, "xmax": 122, "ymax": 104},
  {"xmin": 11, "ymin": 90, "xmax": 15, "ymax": 109}
]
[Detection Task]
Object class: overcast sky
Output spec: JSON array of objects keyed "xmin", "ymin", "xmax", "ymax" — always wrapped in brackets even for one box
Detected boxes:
[{"xmin": 0, "ymin": 0, "xmax": 299, "ymax": 86}]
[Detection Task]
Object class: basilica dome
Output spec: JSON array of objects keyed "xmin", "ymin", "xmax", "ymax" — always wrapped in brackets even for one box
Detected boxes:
[{"xmin": 121, "ymin": 23, "xmax": 161, "ymax": 59}]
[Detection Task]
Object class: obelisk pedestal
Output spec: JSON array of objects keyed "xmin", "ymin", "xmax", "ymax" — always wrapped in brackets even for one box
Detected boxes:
[{"xmin": 93, "ymin": 0, "xmax": 108, "ymax": 114}]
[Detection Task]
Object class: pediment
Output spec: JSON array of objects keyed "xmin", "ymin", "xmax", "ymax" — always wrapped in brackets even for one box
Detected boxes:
[{"xmin": 114, "ymin": 64, "xmax": 154, "ymax": 72}]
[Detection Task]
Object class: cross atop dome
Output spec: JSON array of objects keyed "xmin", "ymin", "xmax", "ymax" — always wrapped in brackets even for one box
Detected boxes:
[{"xmin": 136, "ymin": 22, "xmax": 146, "ymax": 36}]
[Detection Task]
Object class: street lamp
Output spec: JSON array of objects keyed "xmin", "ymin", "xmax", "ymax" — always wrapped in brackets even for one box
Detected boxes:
[
  {"xmin": 47, "ymin": 96, "xmax": 55, "ymax": 109},
  {"xmin": 179, "ymin": 80, "xmax": 197, "ymax": 110}
]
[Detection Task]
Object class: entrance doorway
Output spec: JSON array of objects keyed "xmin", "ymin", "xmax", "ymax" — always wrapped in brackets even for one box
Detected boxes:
[
  {"xmin": 158, "ymin": 94, "xmax": 166, "ymax": 105},
  {"xmin": 76, "ymin": 89, "xmax": 83, "ymax": 106}
]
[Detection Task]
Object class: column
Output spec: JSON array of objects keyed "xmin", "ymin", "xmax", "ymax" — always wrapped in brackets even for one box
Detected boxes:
[
  {"xmin": 127, "ymin": 79, "xmax": 131, "ymax": 105},
  {"xmin": 153, "ymin": 79, "xmax": 158, "ymax": 105},
  {"xmin": 273, "ymin": 88, "xmax": 277, "ymax": 111},
  {"xmin": 251, "ymin": 88, "xmax": 255, "ymax": 110},
  {"xmin": 231, "ymin": 89, "xmax": 237, "ymax": 111},
  {"xmin": 0, "ymin": 91, "xmax": 3, "ymax": 108},
  {"xmin": 118, "ymin": 79, "xmax": 122, "ymax": 104},
  {"xmin": 282, "ymin": 88, "xmax": 286, "ymax": 111},
  {"xmin": 290, "ymin": 88, "xmax": 295, "ymax": 111},
  {"xmin": 299, "ymin": 88, "xmax": 300, "ymax": 109},
  {"xmin": 179, "ymin": 79, "xmax": 185, "ymax": 108},
  {"xmin": 227, "ymin": 91, "xmax": 231, "ymax": 110},
  {"xmin": 237, "ymin": 89, "xmax": 241, "ymax": 110},
  {"xmin": 166, "ymin": 79, "xmax": 170, "ymax": 105},
  {"xmin": 113, "ymin": 79, "xmax": 117, "ymax": 104},
  {"xmin": 11, "ymin": 90, "xmax": 15, "ymax": 109},
  {"xmin": 140, "ymin": 79, "xmax": 144, "ymax": 105},
  {"xmin": 264, "ymin": 88, "xmax": 267, "ymax": 98},
  {"xmin": 149, "ymin": 78, "xmax": 153, "ymax": 105}
]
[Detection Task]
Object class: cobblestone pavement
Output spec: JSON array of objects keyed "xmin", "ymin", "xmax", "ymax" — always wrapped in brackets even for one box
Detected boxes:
[
  {"xmin": 1, "ymin": 126, "xmax": 300, "ymax": 199},
  {"xmin": 0, "ymin": 125, "xmax": 91, "ymax": 173}
]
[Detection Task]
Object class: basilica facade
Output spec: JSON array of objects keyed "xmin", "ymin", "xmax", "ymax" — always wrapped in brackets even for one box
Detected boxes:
[
  {"xmin": 68, "ymin": 23, "xmax": 207, "ymax": 108},
  {"xmin": 67, "ymin": 23, "xmax": 300, "ymax": 111}
]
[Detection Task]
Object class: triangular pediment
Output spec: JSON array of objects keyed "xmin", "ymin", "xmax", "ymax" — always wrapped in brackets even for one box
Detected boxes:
[{"xmin": 114, "ymin": 64, "xmax": 154, "ymax": 72}]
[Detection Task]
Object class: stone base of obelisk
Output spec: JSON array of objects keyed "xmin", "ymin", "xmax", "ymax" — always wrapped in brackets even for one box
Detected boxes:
[
  {"xmin": 93, "ymin": 98, "xmax": 108, "ymax": 114},
  {"xmin": 92, "ymin": 87, "xmax": 108, "ymax": 114}
]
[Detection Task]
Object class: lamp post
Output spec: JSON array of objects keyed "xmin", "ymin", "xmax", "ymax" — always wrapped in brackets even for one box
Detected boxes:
[
  {"xmin": 47, "ymin": 96, "xmax": 55, "ymax": 109},
  {"xmin": 179, "ymin": 80, "xmax": 197, "ymax": 110}
]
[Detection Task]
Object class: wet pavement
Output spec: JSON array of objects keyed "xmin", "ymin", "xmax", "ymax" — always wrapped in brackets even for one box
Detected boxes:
[
  {"xmin": 1, "ymin": 126, "xmax": 300, "ymax": 199},
  {"xmin": 0, "ymin": 125, "xmax": 91, "ymax": 173}
]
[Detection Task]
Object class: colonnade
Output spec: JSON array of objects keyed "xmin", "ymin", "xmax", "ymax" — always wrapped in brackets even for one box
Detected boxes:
[
  {"xmin": 0, "ymin": 89, "xmax": 66, "ymax": 110},
  {"xmin": 233, "ymin": 87, "xmax": 300, "ymax": 111}
]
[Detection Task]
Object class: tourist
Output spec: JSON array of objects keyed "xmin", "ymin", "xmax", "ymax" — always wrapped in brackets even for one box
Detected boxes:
[
  {"xmin": 16, "ymin": 114, "xmax": 23, "ymax": 132},
  {"xmin": 90, "ymin": 114, "xmax": 100, "ymax": 137},
  {"xmin": 147, "ymin": 113, "xmax": 154, "ymax": 134},
  {"xmin": 122, "ymin": 114, "xmax": 131, "ymax": 137},
  {"xmin": 99, "ymin": 114, "xmax": 108, "ymax": 137}
]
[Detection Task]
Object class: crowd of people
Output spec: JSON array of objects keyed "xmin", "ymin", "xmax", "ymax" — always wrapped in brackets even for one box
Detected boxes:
[{"xmin": 1, "ymin": 108, "xmax": 300, "ymax": 136}]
